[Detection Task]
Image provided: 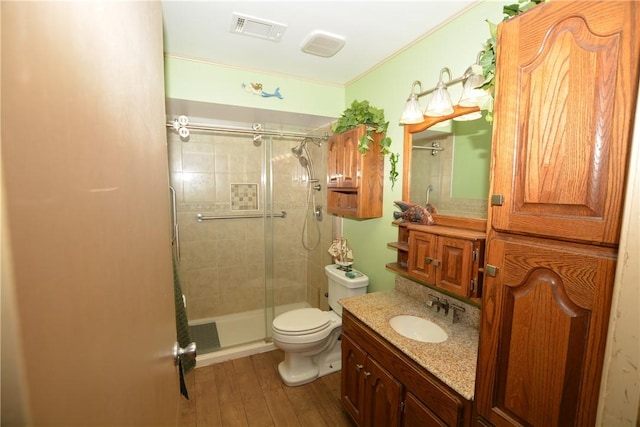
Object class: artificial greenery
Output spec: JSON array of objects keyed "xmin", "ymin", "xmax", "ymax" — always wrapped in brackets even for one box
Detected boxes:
[
  {"xmin": 332, "ymin": 100, "xmax": 399, "ymax": 189},
  {"xmin": 479, "ymin": 0, "xmax": 546, "ymax": 122},
  {"xmin": 388, "ymin": 152, "xmax": 399, "ymax": 190}
]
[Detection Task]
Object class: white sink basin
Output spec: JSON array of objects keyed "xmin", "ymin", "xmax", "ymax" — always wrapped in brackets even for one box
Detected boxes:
[{"xmin": 389, "ymin": 315, "xmax": 448, "ymax": 343}]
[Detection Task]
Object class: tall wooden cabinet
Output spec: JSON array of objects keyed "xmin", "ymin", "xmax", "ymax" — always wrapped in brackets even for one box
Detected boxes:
[
  {"xmin": 475, "ymin": 2, "xmax": 640, "ymax": 426},
  {"xmin": 327, "ymin": 125, "xmax": 384, "ymax": 218}
]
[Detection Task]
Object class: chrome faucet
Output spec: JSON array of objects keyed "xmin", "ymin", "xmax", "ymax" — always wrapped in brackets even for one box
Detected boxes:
[
  {"xmin": 427, "ymin": 294, "xmax": 449, "ymax": 316},
  {"xmin": 434, "ymin": 299, "xmax": 450, "ymax": 316},
  {"xmin": 426, "ymin": 185, "xmax": 433, "ymax": 206}
]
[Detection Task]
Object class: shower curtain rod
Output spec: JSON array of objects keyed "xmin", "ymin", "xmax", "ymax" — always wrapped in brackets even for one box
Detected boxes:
[{"xmin": 166, "ymin": 120, "xmax": 329, "ymax": 141}]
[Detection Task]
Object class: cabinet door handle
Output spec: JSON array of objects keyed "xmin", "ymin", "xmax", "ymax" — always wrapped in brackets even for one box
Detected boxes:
[
  {"xmin": 425, "ymin": 257, "xmax": 433, "ymax": 264},
  {"xmin": 363, "ymin": 371, "xmax": 371, "ymax": 379},
  {"xmin": 486, "ymin": 264, "xmax": 498, "ymax": 277},
  {"xmin": 432, "ymin": 259, "xmax": 440, "ymax": 267},
  {"xmin": 355, "ymin": 364, "xmax": 363, "ymax": 371}
]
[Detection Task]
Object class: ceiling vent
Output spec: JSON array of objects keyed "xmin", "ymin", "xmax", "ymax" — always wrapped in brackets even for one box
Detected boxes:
[
  {"xmin": 301, "ymin": 31, "xmax": 345, "ymax": 58},
  {"xmin": 230, "ymin": 12, "xmax": 287, "ymax": 42}
]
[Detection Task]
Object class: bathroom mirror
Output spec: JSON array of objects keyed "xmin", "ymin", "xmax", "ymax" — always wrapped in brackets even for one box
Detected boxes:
[{"xmin": 402, "ymin": 106, "xmax": 491, "ymax": 230}]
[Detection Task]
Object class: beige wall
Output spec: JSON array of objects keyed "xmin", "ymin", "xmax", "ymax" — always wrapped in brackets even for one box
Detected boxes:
[{"xmin": 598, "ymin": 86, "xmax": 640, "ymax": 426}]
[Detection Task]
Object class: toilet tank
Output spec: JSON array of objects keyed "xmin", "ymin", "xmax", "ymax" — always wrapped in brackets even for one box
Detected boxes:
[{"xmin": 324, "ymin": 264, "xmax": 369, "ymax": 317}]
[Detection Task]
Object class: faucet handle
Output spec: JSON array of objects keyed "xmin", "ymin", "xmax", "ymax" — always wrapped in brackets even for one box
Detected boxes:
[
  {"xmin": 426, "ymin": 294, "xmax": 439, "ymax": 307},
  {"xmin": 450, "ymin": 302, "xmax": 466, "ymax": 313},
  {"xmin": 439, "ymin": 299, "xmax": 450, "ymax": 316},
  {"xmin": 449, "ymin": 302, "xmax": 466, "ymax": 324}
]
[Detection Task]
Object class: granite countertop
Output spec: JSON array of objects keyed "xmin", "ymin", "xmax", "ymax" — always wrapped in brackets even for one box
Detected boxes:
[{"xmin": 339, "ymin": 290, "xmax": 479, "ymax": 400}]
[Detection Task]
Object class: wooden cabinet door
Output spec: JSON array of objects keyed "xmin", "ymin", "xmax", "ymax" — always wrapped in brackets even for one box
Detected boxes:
[
  {"xmin": 328, "ymin": 126, "xmax": 360, "ymax": 188},
  {"xmin": 363, "ymin": 356, "xmax": 403, "ymax": 427},
  {"xmin": 436, "ymin": 236, "xmax": 473, "ymax": 297},
  {"xmin": 327, "ymin": 133, "xmax": 342, "ymax": 188},
  {"xmin": 408, "ymin": 231, "xmax": 437, "ymax": 283},
  {"xmin": 489, "ymin": 1, "xmax": 640, "ymax": 245},
  {"xmin": 402, "ymin": 392, "xmax": 447, "ymax": 427},
  {"xmin": 342, "ymin": 333, "xmax": 367, "ymax": 425},
  {"xmin": 475, "ymin": 236, "xmax": 617, "ymax": 426}
]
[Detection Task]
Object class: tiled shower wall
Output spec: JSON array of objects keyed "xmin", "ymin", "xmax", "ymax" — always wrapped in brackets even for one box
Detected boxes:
[
  {"xmin": 168, "ymin": 127, "xmax": 333, "ymax": 321},
  {"xmin": 410, "ymin": 132, "xmax": 487, "ymax": 219}
]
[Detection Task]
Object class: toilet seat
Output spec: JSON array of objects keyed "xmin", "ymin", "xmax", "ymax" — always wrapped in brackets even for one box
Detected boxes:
[{"xmin": 272, "ymin": 308, "xmax": 332, "ymax": 336}]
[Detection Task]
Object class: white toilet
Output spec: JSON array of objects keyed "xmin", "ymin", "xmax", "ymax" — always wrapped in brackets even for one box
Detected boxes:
[{"xmin": 271, "ymin": 264, "xmax": 369, "ymax": 386}]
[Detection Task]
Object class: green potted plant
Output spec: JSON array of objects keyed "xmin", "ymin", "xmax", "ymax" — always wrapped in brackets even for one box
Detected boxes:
[
  {"xmin": 479, "ymin": 0, "xmax": 546, "ymax": 122},
  {"xmin": 332, "ymin": 100, "xmax": 399, "ymax": 189}
]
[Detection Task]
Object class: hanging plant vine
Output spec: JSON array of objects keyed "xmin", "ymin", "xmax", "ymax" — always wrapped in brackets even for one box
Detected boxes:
[
  {"xmin": 332, "ymin": 100, "xmax": 399, "ymax": 189},
  {"xmin": 479, "ymin": 0, "xmax": 547, "ymax": 122}
]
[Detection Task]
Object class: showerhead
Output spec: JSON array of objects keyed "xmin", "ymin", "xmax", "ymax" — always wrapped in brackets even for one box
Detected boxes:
[
  {"xmin": 291, "ymin": 140, "xmax": 306, "ymax": 158},
  {"xmin": 291, "ymin": 136, "xmax": 323, "ymax": 158},
  {"xmin": 298, "ymin": 156, "xmax": 309, "ymax": 167}
]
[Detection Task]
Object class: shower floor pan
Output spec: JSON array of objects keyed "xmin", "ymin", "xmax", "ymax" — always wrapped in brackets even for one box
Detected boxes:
[{"xmin": 189, "ymin": 302, "xmax": 309, "ymax": 367}]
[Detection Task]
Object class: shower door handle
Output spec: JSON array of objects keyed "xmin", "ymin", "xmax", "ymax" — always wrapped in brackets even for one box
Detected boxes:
[
  {"xmin": 173, "ymin": 341, "xmax": 197, "ymax": 366},
  {"xmin": 169, "ymin": 186, "xmax": 180, "ymax": 261}
]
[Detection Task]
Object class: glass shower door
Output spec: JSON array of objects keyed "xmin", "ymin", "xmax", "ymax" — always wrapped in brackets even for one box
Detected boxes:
[{"xmin": 168, "ymin": 127, "xmax": 274, "ymax": 355}]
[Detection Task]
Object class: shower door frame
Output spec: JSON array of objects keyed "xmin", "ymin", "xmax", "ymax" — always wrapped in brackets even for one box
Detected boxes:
[{"xmin": 168, "ymin": 119, "xmax": 318, "ymax": 356}]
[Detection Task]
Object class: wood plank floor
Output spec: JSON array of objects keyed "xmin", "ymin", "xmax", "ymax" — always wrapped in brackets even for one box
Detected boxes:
[{"xmin": 178, "ymin": 349, "xmax": 356, "ymax": 427}]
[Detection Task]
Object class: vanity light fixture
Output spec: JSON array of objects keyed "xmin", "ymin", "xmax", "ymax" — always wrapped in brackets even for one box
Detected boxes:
[
  {"xmin": 424, "ymin": 68, "xmax": 455, "ymax": 117},
  {"xmin": 400, "ymin": 51, "xmax": 487, "ymax": 124}
]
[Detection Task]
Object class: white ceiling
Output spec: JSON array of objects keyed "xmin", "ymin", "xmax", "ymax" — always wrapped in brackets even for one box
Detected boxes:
[{"xmin": 161, "ymin": 1, "xmax": 480, "ymax": 86}]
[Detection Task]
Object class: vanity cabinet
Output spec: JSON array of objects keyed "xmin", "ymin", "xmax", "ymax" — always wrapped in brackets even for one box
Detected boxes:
[
  {"xmin": 341, "ymin": 309, "xmax": 471, "ymax": 427},
  {"xmin": 342, "ymin": 333, "xmax": 402, "ymax": 426},
  {"xmin": 475, "ymin": 2, "xmax": 640, "ymax": 426},
  {"xmin": 327, "ymin": 125, "xmax": 384, "ymax": 218},
  {"xmin": 406, "ymin": 225, "xmax": 485, "ymax": 299}
]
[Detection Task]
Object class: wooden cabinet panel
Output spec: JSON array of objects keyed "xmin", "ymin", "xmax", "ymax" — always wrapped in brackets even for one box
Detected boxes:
[
  {"xmin": 402, "ymin": 392, "xmax": 447, "ymax": 427},
  {"xmin": 407, "ymin": 230, "xmax": 437, "ymax": 283},
  {"xmin": 437, "ymin": 237, "xmax": 473, "ymax": 297},
  {"xmin": 476, "ymin": 235, "xmax": 617, "ymax": 426},
  {"xmin": 342, "ymin": 330, "xmax": 403, "ymax": 427},
  {"xmin": 364, "ymin": 357, "xmax": 402, "ymax": 427},
  {"xmin": 328, "ymin": 126, "xmax": 359, "ymax": 188},
  {"xmin": 342, "ymin": 334, "xmax": 366, "ymax": 425},
  {"xmin": 407, "ymin": 227, "xmax": 484, "ymax": 299},
  {"xmin": 327, "ymin": 125, "xmax": 384, "ymax": 218},
  {"xmin": 489, "ymin": 1, "xmax": 639, "ymax": 246}
]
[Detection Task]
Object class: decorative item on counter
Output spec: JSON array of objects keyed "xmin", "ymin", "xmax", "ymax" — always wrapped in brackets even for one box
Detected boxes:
[
  {"xmin": 393, "ymin": 200, "xmax": 436, "ymax": 225},
  {"xmin": 328, "ymin": 237, "xmax": 353, "ymax": 270}
]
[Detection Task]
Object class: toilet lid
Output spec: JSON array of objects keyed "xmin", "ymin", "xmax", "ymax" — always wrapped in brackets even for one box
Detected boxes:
[{"xmin": 273, "ymin": 308, "xmax": 331, "ymax": 335}]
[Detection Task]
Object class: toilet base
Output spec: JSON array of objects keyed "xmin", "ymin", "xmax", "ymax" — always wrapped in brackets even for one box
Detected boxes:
[{"xmin": 277, "ymin": 340, "xmax": 342, "ymax": 386}]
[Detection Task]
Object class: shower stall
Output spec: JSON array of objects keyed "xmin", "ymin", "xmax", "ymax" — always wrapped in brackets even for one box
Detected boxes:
[{"xmin": 167, "ymin": 115, "xmax": 334, "ymax": 366}]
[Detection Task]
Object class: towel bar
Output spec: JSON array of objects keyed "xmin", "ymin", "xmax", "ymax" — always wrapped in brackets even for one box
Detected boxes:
[{"xmin": 196, "ymin": 211, "xmax": 287, "ymax": 221}]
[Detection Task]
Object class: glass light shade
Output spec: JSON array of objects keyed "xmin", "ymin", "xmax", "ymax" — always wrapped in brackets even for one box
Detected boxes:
[
  {"xmin": 431, "ymin": 119, "xmax": 452, "ymax": 129},
  {"xmin": 425, "ymin": 83, "xmax": 454, "ymax": 117},
  {"xmin": 400, "ymin": 94, "xmax": 424, "ymax": 124},
  {"xmin": 458, "ymin": 64, "xmax": 486, "ymax": 107},
  {"xmin": 452, "ymin": 111, "xmax": 483, "ymax": 121}
]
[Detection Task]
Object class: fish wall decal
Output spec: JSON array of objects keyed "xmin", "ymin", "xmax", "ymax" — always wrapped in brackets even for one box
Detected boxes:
[{"xmin": 242, "ymin": 82, "xmax": 283, "ymax": 99}]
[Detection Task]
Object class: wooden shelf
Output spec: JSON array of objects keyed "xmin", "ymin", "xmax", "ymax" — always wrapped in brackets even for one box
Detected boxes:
[
  {"xmin": 385, "ymin": 262, "xmax": 407, "ymax": 274},
  {"xmin": 387, "ymin": 241, "xmax": 409, "ymax": 252}
]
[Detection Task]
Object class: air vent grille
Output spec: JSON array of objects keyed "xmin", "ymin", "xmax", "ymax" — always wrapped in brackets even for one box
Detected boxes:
[
  {"xmin": 301, "ymin": 31, "xmax": 345, "ymax": 58},
  {"xmin": 230, "ymin": 12, "xmax": 286, "ymax": 41}
]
